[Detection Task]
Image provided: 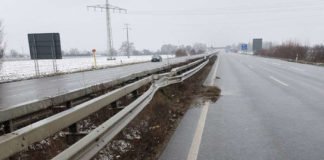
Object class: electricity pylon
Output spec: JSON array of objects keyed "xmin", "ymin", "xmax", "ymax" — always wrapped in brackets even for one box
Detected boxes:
[{"xmin": 87, "ymin": 0, "xmax": 127, "ymax": 59}]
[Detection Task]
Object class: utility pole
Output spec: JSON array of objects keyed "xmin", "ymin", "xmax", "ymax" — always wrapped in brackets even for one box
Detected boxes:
[
  {"xmin": 87, "ymin": 0, "xmax": 127, "ymax": 60},
  {"xmin": 124, "ymin": 24, "xmax": 131, "ymax": 58}
]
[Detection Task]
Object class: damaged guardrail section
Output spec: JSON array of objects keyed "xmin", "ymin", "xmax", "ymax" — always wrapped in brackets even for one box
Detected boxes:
[
  {"xmin": 0, "ymin": 54, "xmax": 214, "ymax": 160},
  {"xmin": 53, "ymin": 59, "xmax": 210, "ymax": 160}
]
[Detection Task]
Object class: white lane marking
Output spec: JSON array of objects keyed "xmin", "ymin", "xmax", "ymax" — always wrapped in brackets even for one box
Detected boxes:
[
  {"xmin": 209, "ymin": 56, "xmax": 221, "ymax": 85},
  {"xmin": 186, "ymin": 102, "xmax": 210, "ymax": 160},
  {"xmin": 269, "ymin": 76, "xmax": 289, "ymax": 87},
  {"xmin": 186, "ymin": 55, "xmax": 221, "ymax": 160}
]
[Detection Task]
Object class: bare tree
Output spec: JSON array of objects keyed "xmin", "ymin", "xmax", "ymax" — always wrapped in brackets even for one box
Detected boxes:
[
  {"xmin": 193, "ymin": 43, "xmax": 207, "ymax": 55},
  {"xmin": 119, "ymin": 41, "xmax": 135, "ymax": 56},
  {"xmin": 0, "ymin": 20, "xmax": 5, "ymax": 59},
  {"xmin": 307, "ymin": 45, "xmax": 324, "ymax": 63},
  {"xmin": 9, "ymin": 49, "xmax": 19, "ymax": 58},
  {"xmin": 160, "ymin": 44, "xmax": 178, "ymax": 55},
  {"xmin": 175, "ymin": 49, "xmax": 188, "ymax": 57},
  {"xmin": 256, "ymin": 41, "xmax": 308, "ymax": 61}
]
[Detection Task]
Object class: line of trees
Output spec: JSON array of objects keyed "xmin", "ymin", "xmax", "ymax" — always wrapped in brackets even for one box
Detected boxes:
[
  {"xmin": 63, "ymin": 48, "xmax": 92, "ymax": 57},
  {"xmin": 117, "ymin": 42, "xmax": 207, "ymax": 57},
  {"xmin": 255, "ymin": 41, "xmax": 324, "ymax": 63},
  {"xmin": 91, "ymin": 42, "xmax": 208, "ymax": 57},
  {"xmin": 158, "ymin": 43, "xmax": 207, "ymax": 57},
  {"xmin": 306, "ymin": 45, "xmax": 324, "ymax": 63}
]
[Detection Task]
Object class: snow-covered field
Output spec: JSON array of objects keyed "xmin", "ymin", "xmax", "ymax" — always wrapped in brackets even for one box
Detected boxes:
[{"xmin": 0, "ymin": 55, "xmax": 174, "ymax": 82}]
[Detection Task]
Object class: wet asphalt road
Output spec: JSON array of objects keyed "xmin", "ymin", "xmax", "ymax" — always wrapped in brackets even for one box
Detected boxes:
[
  {"xmin": 161, "ymin": 53, "xmax": 324, "ymax": 160},
  {"xmin": 0, "ymin": 55, "xmax": 205, "ymax": 110}
]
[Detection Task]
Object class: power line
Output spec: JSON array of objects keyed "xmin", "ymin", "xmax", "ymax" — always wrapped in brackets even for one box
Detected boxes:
[{"xmin": 127, "ymin": 3, "xmax": 324, "ymax": 16}]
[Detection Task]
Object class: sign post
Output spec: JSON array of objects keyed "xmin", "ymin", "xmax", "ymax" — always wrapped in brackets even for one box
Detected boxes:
[
  {"xmin": 253, "ymin": 38, "xmax": 263, "ymax": 54},
  {"xmin": 31, "ymin": 34, "xmax": 40, "ymax": 76},
  {"xmin": 28, "ymin": 33, "xmax": 62, "ymax": 76},
  {"xmin": 92, "ymin": 49, "xmax": 97, "ymax": 69}
]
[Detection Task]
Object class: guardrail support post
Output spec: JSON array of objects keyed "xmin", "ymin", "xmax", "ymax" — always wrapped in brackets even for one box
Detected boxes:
[
  {"xmin": 65, "ymin": 101, "xmax": 81, "ymax": 144},
  {"xmin": 111, "ymin": 101, "xmax": 118, "ymax": 109},
  {"xmin": 3, "ymin": 120, "xmax": 13, "ymax": 133},
  {"xmin": 69, "ymin": 124, "xmax": 78, "ymax": 133},
  {"xmin": 110, "ymin": 101, "xmax": 120, "ymax": 115},
  {"xmin": 67, "ymin": 101, "xmax": 77, "ymax": 133},
  {"xmin": 132, "ymin": 90, "xmax": 139, "ymax": 98},
  {"xmin": 66, "ymin": 125, "xmax": 80, "ymax": 145}
]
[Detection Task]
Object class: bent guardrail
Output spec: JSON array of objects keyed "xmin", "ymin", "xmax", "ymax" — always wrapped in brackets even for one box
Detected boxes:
[{"xmin": 53, "ymin": 58, "xmax": 210, "ymax": 160}]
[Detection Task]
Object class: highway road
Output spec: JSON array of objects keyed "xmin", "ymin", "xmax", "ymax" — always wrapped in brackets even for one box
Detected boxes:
[
  {"xmin": 0, "ymin": 55, "xmax": 204, "ymax": 110},
  {"xmin": 161, "ymin": 53, "xmax": 324, "ymax": 160}
]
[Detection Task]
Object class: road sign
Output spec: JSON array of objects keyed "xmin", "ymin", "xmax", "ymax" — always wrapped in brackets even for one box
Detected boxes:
[
  {"xmin": 253, "ymin": 38, "xmax": 263, "ymax": 53},
  {"xmin": 28, "ymin": 33, "xmax": 62, "ymax": 60},
  {"xmin": 241, "ymin": 44, "xmax": 248, "ymax": 51}
]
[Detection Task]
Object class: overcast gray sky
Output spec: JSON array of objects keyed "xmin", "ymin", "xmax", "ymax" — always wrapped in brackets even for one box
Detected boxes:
[{"xmin": 0, "ymin": 0, "xmax": 324, "ymax": 53}]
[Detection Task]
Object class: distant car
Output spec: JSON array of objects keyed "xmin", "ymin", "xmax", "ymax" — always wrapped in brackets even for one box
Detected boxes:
[{"xmin": 151, "ymin": 55, "xmax": 162, "ymax": 62}]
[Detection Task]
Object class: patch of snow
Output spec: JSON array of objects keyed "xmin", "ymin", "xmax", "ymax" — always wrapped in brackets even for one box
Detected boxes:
[
  {"xmin": 123, "ymin": 128, "xmax": 141, "ymax": 140},
  {"xmin": 111, "ymin": 140, "xmax": 132, "ymax": 153},
  {"xmin": 0, "ymin": 55, "xmax": 174, "ymax": 82}
]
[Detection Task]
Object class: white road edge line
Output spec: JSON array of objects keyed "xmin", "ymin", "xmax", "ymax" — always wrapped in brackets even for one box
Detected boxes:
[
  {"xmin": 269, "ymin": 76, "xmax": 289, "ymax": 87},
  {"xmin": 209, "ymin": 56, "xmax": 221, "ymax": 86},
  {"xmin": 186, "ymin": 54, "xmax": 220, "ymax": 160},
  {"xmin": 186, "ymin": 102, "xmax": 210, "ymax": 160}
]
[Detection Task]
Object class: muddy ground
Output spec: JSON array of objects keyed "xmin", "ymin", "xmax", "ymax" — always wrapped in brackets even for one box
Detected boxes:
[{"xmin": 93, "ymin": 57, "xmax": 220, "ymax": 160}]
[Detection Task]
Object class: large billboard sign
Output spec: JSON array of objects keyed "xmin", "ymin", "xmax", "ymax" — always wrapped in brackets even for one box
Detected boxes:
[
  {"xmin": 253, "ymin": 38, "xmax": 263, "ymax": 53},
  {"xmin": 28, "ymin": 33, "xmax": 62, "ymax": 59}
]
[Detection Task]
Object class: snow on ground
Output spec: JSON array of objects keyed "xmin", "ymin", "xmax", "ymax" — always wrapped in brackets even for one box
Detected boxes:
[{"xmin": 0, "ymin": 55, "xmax": 174, "ymax": 82}]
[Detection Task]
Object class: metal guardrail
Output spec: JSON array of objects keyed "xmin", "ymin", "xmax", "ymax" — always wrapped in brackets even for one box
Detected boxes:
[
  {"xmin": 0, "ymin": 77, "xmax": 152, "ymax": 160},
  {"xmin": 170, "ymin": 58, "xmax": 205, "ymax": 76},
  {"xmin": 0, "ymin": 54, "xmax": 210, "ymax": 123},
  {"xmin": 52, "ymin": 57, "xmax": 210, "ymax": 160},
  {"xmin": 0, "ymin": 55, "xmax": 213, "ymax": 160}
]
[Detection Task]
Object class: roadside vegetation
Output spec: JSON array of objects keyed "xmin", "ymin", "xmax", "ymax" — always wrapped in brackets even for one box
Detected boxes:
[{"xmin": 255, "ymin": 41, "xmax": 324, "ymax": 64}]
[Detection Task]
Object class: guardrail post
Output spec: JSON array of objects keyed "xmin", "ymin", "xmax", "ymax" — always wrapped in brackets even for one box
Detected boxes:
[
  {"xmin": 3, "ymin": 120, "xmax": 13, "ymax": 134},
  {"xmin": 110, "ymin": 101, "xmax": 120, "ymax": 115},
  {"xmin": 132, "ymin": 90, "xmax": 139, "ymax": 98},
  {"xmin": 111, "ymin": 101, "xmax": 118, "ymax": 109},
  {"xmin": 66, "ymin": 123, "xmax": 80, "ymax": 145},
  {"xmin": 65, "ymin": 101, "xmax": 81, "ymax": 145},
  {"xmin": 67, "ymin": 101, "xmax": 77, "ymax": 133}
]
